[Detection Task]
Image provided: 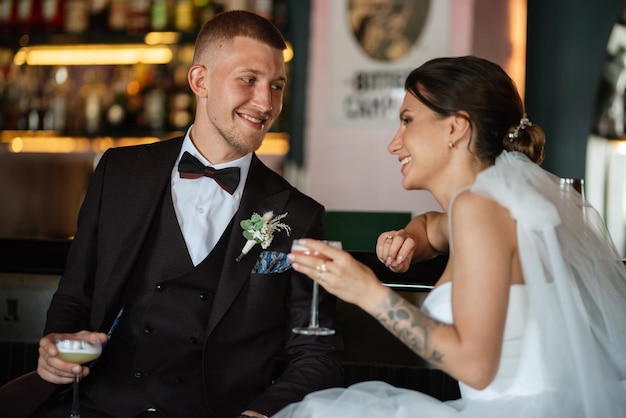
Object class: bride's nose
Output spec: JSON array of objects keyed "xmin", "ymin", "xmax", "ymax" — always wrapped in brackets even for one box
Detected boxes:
[{"xmin": 388, "ymin": 129, "xmax": 402, "ymax": 155}]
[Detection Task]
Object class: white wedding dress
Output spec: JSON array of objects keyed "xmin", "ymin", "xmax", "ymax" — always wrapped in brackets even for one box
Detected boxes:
[{"xmin": 273, "ymin": 151, "xmax": 626, "ymax": 418}]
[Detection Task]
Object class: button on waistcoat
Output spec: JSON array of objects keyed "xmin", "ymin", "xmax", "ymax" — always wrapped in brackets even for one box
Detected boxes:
[{"xmin": 82, "ymin": 186, "xmax": 233, "ymax": 417}]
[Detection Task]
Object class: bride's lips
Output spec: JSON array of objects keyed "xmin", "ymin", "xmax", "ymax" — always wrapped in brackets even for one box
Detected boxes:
[{"xmin": 399, "ymin": 155, "xmax": 412, "ymax": 174}]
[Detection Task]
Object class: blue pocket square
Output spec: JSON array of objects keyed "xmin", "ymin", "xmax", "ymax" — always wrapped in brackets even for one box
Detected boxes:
[{"xmin": 253, "ymin": 251, "xmax": 292, "ymax": 274}]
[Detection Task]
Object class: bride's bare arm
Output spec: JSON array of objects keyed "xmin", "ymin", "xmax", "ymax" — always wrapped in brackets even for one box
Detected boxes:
[
  {"xmin": 376, "ymin": 212, "xmax": 449, "ymax": 272},
  {"xmin": 378, "ymin": 192, "xmax": 517, "ymax": 388},
  {"xmin": 292, "ymin": 192, "xmax": 518, "ymax": 390},
  {"xmin": 371, "ymin": 289, "xmax": 448, "ymax": 366}
]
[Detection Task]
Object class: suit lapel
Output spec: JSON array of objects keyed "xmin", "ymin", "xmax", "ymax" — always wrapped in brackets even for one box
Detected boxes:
[{"xmin": 207, "ymin": 155, "xmax": 291, "ymax": 334}]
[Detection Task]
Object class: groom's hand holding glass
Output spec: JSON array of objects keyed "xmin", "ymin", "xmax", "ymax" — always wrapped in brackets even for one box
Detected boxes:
[{"xmin": 37, "ymin": 331, "xmax": 108, "ymax": 385}]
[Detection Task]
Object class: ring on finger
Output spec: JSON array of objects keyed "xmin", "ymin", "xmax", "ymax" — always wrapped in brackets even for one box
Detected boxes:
[
  {"xmin": 385, "ymin": 235, "xmax": 393, "ymax": 240},
  {"xmin": 316, "ymin": 262, "xmax": 328, "ymax": 273}
]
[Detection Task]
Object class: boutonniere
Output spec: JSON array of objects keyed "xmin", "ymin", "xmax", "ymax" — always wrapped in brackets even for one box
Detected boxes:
[{"xmin": 236, "ymin": 211, "xmax": 291, "ymax": 261}]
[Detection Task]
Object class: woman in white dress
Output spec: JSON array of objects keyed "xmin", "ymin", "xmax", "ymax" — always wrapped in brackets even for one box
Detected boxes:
[{"xmin": 274, "ymin": 56, "xmax": 626, "ymax": 417}]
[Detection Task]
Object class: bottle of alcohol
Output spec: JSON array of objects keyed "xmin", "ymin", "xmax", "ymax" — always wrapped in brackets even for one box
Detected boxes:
[
  {"xmin": 142, "ymin": 65, "xmax": 169, "ymax": 133},
  {"xmin": 105, "ymin": 66, "xmax": 130, "ymax": 131},
  {"xmin": 174, "ymin": 0, "xmax": 195, "ymax": 32},
  {"xmin": 41, "ymin": 0, "xmax": 64, "ymax": 34},
  {"xmin": 75, "ymin": 69, "xmax": 110, "ymax": 136},
  {"xmin": 15, "ymin": 0, "xmax": 39, "ymax": 35},
  {"xmin": 169, "ymin": 63, "xmax": 194, "ymax": 131},
  {"xmin": 108, "ymin": 0, "xmax": 129, "ymax": 32},
  {"xmin": 127, "ymin": 0, "xmax": 151, "ymax": 35},
  {"xmin": 151, "ymin": 0, "xmax": 173, "ymax": 31},
  {"xmin": 16, "ymin": 67, "xmax": 42, "ymax": 130},
  {"xmin": 44, "ymin": 66, "xmax": 73, "ymax": 132},
  {"xmin": 0, "ymin": 0, "xmax": 14, "ymax": 36},
  {"xmin": 194, "ymin": 0, "xmax": 217, "ymax": 29},
  {"xmin": 64, "ymin": 0, "xmax": 89, "ymax": 34},
  {"xmin": 1, "ymin": 64, "xmax": 23, "ymax": 130},
  {"xmin": 88, "ymin": 0, "xmax": 111, "ymax": 32}
]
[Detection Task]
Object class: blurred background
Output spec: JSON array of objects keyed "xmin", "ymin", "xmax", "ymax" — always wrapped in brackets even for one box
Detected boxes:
[{"xmin": 1, "ymin": 0, "xmax": 624, "ymax": 254}]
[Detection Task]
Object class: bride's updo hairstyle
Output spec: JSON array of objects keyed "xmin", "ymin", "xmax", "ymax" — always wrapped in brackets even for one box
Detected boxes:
[{"xmin": 404, "ymin": 56, "xmax": 545, "ymax": 165}]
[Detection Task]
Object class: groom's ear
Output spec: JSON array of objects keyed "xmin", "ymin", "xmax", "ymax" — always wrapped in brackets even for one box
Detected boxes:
[{"xmin": 188, "ymin": 64, "xmax": 208, "ymax": 98}]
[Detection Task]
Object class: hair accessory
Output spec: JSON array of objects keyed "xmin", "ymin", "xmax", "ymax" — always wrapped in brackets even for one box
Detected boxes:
[{"xmin": 508, "ymin": 114, "xmax": 532, "ymax": 141}]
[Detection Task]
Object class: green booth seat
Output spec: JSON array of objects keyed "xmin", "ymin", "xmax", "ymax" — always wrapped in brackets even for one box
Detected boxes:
[{"xmin": 324, "ymin": 211, "xmax": 413, "ymax": 251}]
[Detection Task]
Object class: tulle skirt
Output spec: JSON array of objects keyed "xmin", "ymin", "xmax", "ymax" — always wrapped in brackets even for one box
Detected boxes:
[{"xmin": 272, "ymin": 381, "xmax": 595, "ymax": 418}]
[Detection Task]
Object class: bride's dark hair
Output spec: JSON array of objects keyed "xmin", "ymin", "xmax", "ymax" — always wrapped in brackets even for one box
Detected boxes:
[{"xmin": 405, "ymin": 56, "xmax": 545, "ymax": 165}]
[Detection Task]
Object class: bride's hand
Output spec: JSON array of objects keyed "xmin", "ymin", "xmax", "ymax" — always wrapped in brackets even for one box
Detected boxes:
[
  {"xmin": 376, "ymin": 229, "xmax": 416, "ymax": 272},
  {"xmin": 289, "ymin": 239, "xmax": 388, "ymax": 310}
]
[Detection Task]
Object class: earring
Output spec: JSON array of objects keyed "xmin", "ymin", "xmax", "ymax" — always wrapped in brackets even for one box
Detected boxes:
[{"xmin": 448, "ymin": 141, "xmax": 454, "ymax": 149}]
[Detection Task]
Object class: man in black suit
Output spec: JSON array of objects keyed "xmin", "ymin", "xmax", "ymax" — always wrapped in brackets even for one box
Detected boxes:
[{"xmin": 34, "ymin": 10, "xmax": 343, "ymax": 418}]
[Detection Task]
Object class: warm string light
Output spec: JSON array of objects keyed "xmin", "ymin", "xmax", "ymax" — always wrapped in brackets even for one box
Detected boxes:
[
  {"xmin": 1, "ymin": 131, "xmax": 289, "ymax": 156},
  {"xmin": 13, "ymin": 44, "xmax": 174, "ymax": 66}
]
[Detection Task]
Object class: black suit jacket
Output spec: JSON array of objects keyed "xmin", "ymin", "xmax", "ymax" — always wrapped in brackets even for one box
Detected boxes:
[{"xmin": 44, "ymin": 137, "xmax": 343, "ymax": 417}]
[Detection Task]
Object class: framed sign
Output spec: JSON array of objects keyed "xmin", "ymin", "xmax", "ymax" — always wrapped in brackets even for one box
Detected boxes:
[{"xmin": 304, "ymin": 0, "xmax": 471, "ymax": 213}]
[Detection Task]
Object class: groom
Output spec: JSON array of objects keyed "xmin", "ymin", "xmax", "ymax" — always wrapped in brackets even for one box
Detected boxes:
[{"xmin": 33, "ymin": 11, "xmax": 343, "ymax": 418}]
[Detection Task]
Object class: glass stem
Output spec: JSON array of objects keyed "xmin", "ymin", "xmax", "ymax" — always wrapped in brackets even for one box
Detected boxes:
[
  {"xmin": 70, "ymin": 375, "xmax": 81, "ymax": 418},
  {"xmin": 309, "ymin": 282, "xmax": 320, "ymax": 328}
]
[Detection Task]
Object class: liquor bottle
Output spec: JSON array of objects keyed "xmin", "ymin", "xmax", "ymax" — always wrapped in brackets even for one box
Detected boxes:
[
  {"xmin": 41, "ymin": 0, "xmax": 64, "ymax": 34},
  {"xmin": 0, "ymin": 0, "xmax": 15, "ymax": 36},
  {"xmin": 174, "ymin": 0, "xmax": 195, "ymax": 32},
  {"xmin": 27, "ymin": 97, "xmax": 43, "ymax": 131},
  {"xmin": 1, "ymin": 64, "xmax": 23, "ymax": 130},
  {"xmin": 127, "ymin": 0, "xmax": 151, "ymax": 35},
  {"xmin": 105, "ymin": 66, "xmax": 130, "ymax": 131},
  {"xmin": 124, "ymin": 63, "xmax": 151, "ymax": 130},
  {"xmin": 194, "ymin": 0, "xmax": 217, "ymax": 28},
  {"xmin": 88, "ymin": 0, "xmax": 111, "ymax": 32},
  {"xmin": 16, "ymin": 66, "xmax": 42, "ymax": 130},
  {"xmin": 0, "ymin": 0, "xmax": 15, "ymax": 35},
  {"xmin": 75, "ymin": 69, "xmax": 110, "ymax": 136},
  {"xmin": 64, "ymin": 0, "xmax": 89, "ymax": 34},
  {"xmin": 108, "ymin": 0, "xmax": 128, "ymax": 32},
  {"xmin": 169, "ymin": 63, "xmax": 194, "ymax": 131},
  {"xmin": 142, "ymin": 65, "xmax": 169, "ymax": 133},
  {"xmin": 15, "ymin": 0, "xmax": 39, "ymax": 34},
  {"xmin": 44, "ymin": 66, "xmax": 73, "ymax": 132},
  {"xmin": 151, "ymin": 0, "xmax": 173, "ymax": 31}
]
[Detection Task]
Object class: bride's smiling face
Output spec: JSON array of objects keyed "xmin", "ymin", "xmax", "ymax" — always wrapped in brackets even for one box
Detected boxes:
[{"xmin": 387, "ymin": 92, "xmax": 451, "ymax": 190}]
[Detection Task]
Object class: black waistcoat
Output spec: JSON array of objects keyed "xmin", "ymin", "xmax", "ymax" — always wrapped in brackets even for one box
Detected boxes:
[{"xmin": 82, "ymin": 186, "xmax": 233, "ymax": 417}]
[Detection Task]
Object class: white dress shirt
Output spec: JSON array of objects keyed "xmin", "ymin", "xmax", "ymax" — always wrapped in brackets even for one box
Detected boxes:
[{"xmin": 171, "ymin": 128, "xmax": 251, "ymax": 266}]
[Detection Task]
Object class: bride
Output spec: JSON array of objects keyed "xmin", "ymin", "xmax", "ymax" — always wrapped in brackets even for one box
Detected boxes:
[{"xmin": 274, "ymin": 56, "xmax": 626, "ymax": 417}]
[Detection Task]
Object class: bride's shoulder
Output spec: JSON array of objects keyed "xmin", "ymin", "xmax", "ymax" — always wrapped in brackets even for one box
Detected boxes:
[
  {"xmin": 450, "ymin": 190, "xmax": 515, "ymax": 240},
  {"xmin": 451, "ymin": 189, "xmax": 506, "ymax": 217}
]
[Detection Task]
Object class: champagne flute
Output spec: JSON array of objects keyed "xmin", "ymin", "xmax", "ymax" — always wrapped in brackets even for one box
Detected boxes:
[
  {"xmin": 54, "ymin": 335, "xmax": 102, "ymax": 418},
  {"xmin": 292, "ymin": 240, "xmax": 342, "ymax": 335}
]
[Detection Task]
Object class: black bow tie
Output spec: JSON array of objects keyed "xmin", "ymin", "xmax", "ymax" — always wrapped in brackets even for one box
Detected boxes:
[{"xmin": 178, "ymin": 151, "xmax": 241, "ymax": 195}]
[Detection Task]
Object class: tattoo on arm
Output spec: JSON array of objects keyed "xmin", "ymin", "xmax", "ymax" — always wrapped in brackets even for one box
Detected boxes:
[{"xmin": 374, "ymin": 291, "xmax": 446, "ymax": 366}]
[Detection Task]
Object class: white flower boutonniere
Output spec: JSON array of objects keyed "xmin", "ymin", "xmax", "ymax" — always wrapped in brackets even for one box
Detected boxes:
[{"xmin": 236, "ymin": 211, "xmax": 291, "ymax": 261}]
